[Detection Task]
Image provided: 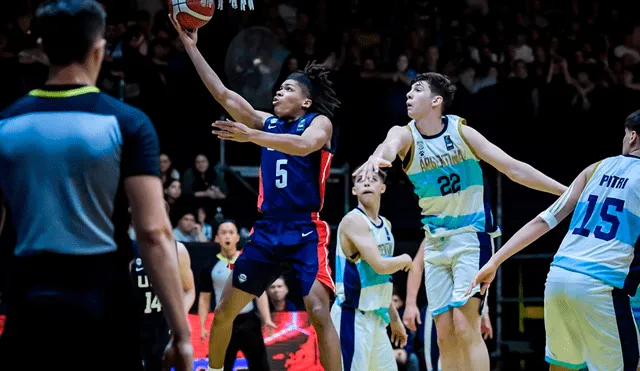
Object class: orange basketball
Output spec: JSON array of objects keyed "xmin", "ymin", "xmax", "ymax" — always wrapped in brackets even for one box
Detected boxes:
[{"xmin": 169, "ymin": 0, "xmax": 215, "ymax": 30}]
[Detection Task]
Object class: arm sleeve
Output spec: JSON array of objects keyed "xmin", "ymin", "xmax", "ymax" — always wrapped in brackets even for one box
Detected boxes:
[
  {"xmin": 537, "ymin": 180, "xmax": 577, "ymax": 229},
  {"xmin": 120, "ymin": 111, "xmax": 160, "ymax": 178}
]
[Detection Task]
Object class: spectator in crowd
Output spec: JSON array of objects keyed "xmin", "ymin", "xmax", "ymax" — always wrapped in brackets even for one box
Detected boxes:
[
  {"xmin": 197, "ymin": 207, "xmax": 213, "ymax": 242},
  {"xmin": 267, "ymin": 276, "xmax": 301, "ymax": 312},
  {"xmin": 159, "ymin": 153, "xmax": 180, "ymax": 185},
  {"xmin": 390, "ymin": 292, "xmax": 420, "ymax": 371},
  {"xmin": 173, "ymin": 212, "xmax": 207, "ymax": 243}
]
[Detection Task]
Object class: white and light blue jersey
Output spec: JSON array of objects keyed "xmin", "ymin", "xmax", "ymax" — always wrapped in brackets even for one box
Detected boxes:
[
  {"xmin": 403, "ymin": 115, "xmax": 499, "ymax": 239},
  {"xmin": 547, "ymin": 155, "xmax": 640, "ymax": 294},
  {"xmin": 335, "ymin": 208, "xmax": 394, "ymax": 323},
  {"xmin": 631, "ymin": 287, "xmax": 640, "ymax": 326}
]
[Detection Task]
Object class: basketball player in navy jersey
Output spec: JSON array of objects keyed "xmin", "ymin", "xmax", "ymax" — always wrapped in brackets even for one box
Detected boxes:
[
  {"xmin": 131, "ymin": 202, "xmax": 196, "ymax": 371},
  {"xmin": 172, "ymin": 19, "xmax": 342, "ymax": 371}
]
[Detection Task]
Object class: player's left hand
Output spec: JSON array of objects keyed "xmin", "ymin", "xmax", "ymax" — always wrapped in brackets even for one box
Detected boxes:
[
  {"xmin": 466, "ymin": 259, "xmax": 498, "ymax": 297},
  {"xmin": 390, "ymin": 318, "xmax": 408, "ymax": 348},
  {"xmin": 212, "ymin": 120, "xmax": 253, "ymax": 143},
  {"xmin": 481, "ymin": 311, "xmax": 493, "ymax": 340}
]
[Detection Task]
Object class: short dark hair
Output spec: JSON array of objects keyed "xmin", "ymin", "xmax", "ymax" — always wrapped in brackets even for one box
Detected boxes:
[
  {"xmin": 625, "ymin": 110, "xmax": 640, "ymax": 134},
  {"xmin": 36, "ymin": 0, "xmax": 106, "ymax": 66},
  {"xmin": 411, "ymin": 72, "xmax": 457, "ymax": 111},
  {"xmin": 351, "ymin": 168, "xmax": 388, "ymax": 184},
  {"xmin": 216, "ymin": 219, "xmax": 238, "ymax": 233}
]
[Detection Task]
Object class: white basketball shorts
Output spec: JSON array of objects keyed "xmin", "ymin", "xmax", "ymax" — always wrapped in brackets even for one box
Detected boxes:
[
  {"xmin": 330, "ymin": 303, "xmax": 397, "ymax": 371},
  {"xmin": 544, "ymin": 266, "xmax": 640, "ymax": 371},
  {"xmin": 423, "ymin": 232, "xmax": 494, "ymax": 316}
]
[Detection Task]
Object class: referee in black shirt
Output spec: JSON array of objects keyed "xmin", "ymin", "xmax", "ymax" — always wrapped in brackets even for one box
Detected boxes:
[{"xmin": 0, "ymin": 1, "xmax": 192, "ymax": 370}]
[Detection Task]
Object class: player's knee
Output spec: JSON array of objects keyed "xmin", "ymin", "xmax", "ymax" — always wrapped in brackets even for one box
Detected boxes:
[
  {"xmin": 452, "ymin": 311, "xmax": 480, "ymax": 343},
  {"xmin": 212, "ymin": 305, "xmax": 235, "ymax": 325},
  {"xmin": 436, "ymin": 327, "xmax": 456, "ymax": 349},
  {"xmin": 307, "ymin": 302, "xmax": 331, "ymax": 326}
]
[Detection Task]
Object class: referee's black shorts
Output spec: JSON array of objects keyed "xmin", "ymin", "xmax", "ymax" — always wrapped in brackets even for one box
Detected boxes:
[{"xmin": 0, "ymin": 253, "xmax": 143, "ymax": 371}]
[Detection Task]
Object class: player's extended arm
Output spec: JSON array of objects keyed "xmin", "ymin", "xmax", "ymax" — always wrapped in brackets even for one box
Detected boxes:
[
  {"xmin": 177, "ymin": 28, "xmax": 270, "ymax": 129},
  {"xmin": 405, "ymin": 238, "xmax": 425, "ymax": 308},
  {"xmin": 490, "ymin": 163, "xmax": 594, "ymax": 267},
  {"xmin": 177, "ymin": 242, "xmax": 196, "ymax": 313},
  {"xmin": 340, "ymin": 214, "xmax": 412, "ymax": 275},
  {"xmin": 126, "ymin": 176, "xmax": 191, "ymax": 341},
  {"xmin": 461, "ymin": 125, "xmax": 567, "ymax": 196},
  {"xmin": 198, "ymin": 291, "xmax": 212, "ymax": 336},
  {"xmin": 248, "ymin": 115, "xmax": 333, "ymax": 156},
  {"xmin": 370, "ymin": 126, "xmax": 414, "ymax": 164},
  {"xmin": 256, "ymin": 292, "xmax": 275, "ymax": 326}
]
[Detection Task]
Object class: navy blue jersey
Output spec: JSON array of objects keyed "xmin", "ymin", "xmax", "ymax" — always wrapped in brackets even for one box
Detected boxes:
[
  {"xmin": 257, "ymin": 113, "xmax": 335, "ymax": 216},
  {"xmin": 130, "ymin": 242, "xmax": 166, "ymax": 322},
  {"xmin": 0, "ymin": 85, "xmax": 159, "ymax": 258}
]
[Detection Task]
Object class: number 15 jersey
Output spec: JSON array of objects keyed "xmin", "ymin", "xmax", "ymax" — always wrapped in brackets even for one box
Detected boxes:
[
  {"xmin": 258, "ymin": 113, "xmax": 334, "ymax": 217},
  {"xmin": 403, "ymin": 115, "xmax": 499, "ymax": 239},
  {"xmin": 545, "ymin": 155, "xmax": 640, "ymax": 294}
]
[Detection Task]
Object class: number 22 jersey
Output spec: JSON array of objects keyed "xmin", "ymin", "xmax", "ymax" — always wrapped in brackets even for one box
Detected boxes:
[
  {"xmin": 542, "ymin": 155, "xmax": 640, "ymax": 294},
  {"xmin": 258, "ymin": 113, "xmax": 335, "ymax": 217},
  {"xmin": 403, "ymin": 115, "xmax": 499, "ymax": 239}
]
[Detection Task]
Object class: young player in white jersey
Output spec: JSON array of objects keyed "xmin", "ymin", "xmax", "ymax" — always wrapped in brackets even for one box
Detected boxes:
[
  {"xmin": 331, "ymin": 168, "xmax": 414, "ymax": 371},
  {"xmin": 470, "ymin": 110, "xmax": 640, "ymax": 371},
  {"xmin": 355, "ymin": 72, "xmax": 566, "ymax": 371}
]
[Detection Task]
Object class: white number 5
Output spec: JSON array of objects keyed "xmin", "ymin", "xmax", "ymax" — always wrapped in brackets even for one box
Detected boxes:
[{"xmin": 275, "ymin": 159, "xmax": 288, "ymax": 188}]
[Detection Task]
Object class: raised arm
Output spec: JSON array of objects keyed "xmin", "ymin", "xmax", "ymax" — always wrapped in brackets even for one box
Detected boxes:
[
  {"xmin": 461, "ymin": 125, "xmax": 567, "ymax": 196},
  {"xmin": 339, "ymin": 214, "xmax": 412, "ymax": 275},
  {"xmin": 177, "ymin": 242, "xmax": 196, "ymax": 313},
  {"xmin": 356, "ymin": 125, "xmax": 414, "ymax": 176},
  {"xmin": 213, "ymin": 115, "xmax": 333, "ymax": 156},
  {"xmin": 171, "ymin": 18, "xmax": 270, "ymax": 129},
  {"xmin": 468, "ymin": 162, "xmax": 597, "ymax": 294}
]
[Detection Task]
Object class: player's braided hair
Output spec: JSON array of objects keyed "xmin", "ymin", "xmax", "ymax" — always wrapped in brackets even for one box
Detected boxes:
[{"xmin": 288, "ymin": 61, "xmax": 341, "ymax": 119}]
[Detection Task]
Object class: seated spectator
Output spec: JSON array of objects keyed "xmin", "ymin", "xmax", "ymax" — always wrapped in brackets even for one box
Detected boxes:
[
  {"xmin": 197, "ymin": 207, "xmax": 213, "ymax": 241},
  {"xmin": 267, "ymin": 276, "xmax": 301, "ymax": 312},
  {"xmin": 159, "ymin": 153, "xmax": 180, "ymax": 184},
  {"xmin": 390, "ymin": 292, "xmax": 420, "ymax": 371},
  {"xmin": 173, "ymin": 212, "xmax": 207, "ymax": 243}
]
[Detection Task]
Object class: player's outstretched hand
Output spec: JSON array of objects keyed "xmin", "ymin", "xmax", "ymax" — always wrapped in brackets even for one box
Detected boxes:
[
  {"xmin": 212, "ymin": 120, "xmax": 253, "ymax": 143},
  {"xmin": 481, "ymin": 311, "xmax": 493, "ymax": 340},
  {"xmin": 390, "ymin": 317, "xmax": 409, "ymax": 348},
  {"xmin": 162, "ymin": 338, "xmax": 194, "ymax": 371},
  {"xmin": 168, "ymin": 14, "xmax": 198, "ymax": 47},
  {"xmin": 402, "ymin": 304, "xmax": 421, "ymax": 332},
  {"xmin": 352, "ymin": 156, "xmax": 393, "ymax": 179},
  {"xmin": 466, "ymin": 260, "xmax": 498, "ymax": 297}
]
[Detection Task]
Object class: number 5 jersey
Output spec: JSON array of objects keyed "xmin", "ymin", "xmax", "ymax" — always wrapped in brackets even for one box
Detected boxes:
[{"xmin": 403, "ymin": 115, "xmax": 500, "ymax": 239}]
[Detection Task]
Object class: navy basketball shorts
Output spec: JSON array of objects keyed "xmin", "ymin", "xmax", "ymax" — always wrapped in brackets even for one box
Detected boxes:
[{"xmin": 232, "ymin": 216, "xmax": 334, "ymax": 297}]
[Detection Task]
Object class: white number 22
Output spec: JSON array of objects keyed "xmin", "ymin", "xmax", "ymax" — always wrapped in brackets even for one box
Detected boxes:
[{"xmin": 275, "ymin": 159, "xmax": 288, "ymax": 188}]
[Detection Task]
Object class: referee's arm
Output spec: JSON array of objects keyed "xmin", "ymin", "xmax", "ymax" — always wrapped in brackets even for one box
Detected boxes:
[{"xmin": 123, "ymin": 115, "xmax": 191, "ymax": 341}]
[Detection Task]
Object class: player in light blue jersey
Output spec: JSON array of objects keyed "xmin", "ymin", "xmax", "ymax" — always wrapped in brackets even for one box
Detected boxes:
[
  {"xmin": 470, "ymin": 110, "xmax": 640, "ymax": 371},
  {"xmin": 332, "ymin": 168, "xmax": 414, "ymax": 371},
  {"xmin": 356, "ymin": 72, "xmax": 566, "ymax": 371}
]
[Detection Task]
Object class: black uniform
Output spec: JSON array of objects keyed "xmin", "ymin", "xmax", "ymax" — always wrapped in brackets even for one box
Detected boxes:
[{"xmin": 131, "ymin": 241, "xmax": 172, "ymax": 371}]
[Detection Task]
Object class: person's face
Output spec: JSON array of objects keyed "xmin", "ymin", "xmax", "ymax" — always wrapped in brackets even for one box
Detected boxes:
[
  {"xmin": 178, "ymin": 214, "xmax": 195, "ymax": 233},
  {"xmin": 396, "ymin": 55, "xmax": 409, "ymax": 72},
  {"xmin": 392, "ymin": 294, "xmax": 404, "ymax": 309},
  {"xmin": 166, "ymin": 180, "xmax": 181, "ymax": 199},
  {"xmin": 273, "ymin": 79, "xmax": 311, "ymax": 118},
  {"xmin": 406, "ymin": 81, "xmax": 442, "ymax": 120},
  {"xmin": 352, "ymin": 172, "xmax": 385, "ymax": 203},
  {"xmin": 195, "ymin": 155, "xmax": 209, "ymax": 173},
  {"xmin": 268, "ymin": 278, "xmax": 289, "ymax": 301},
  {"xmin": 159, "ymin": 154, "xmax": 171, "ymax": 172},
  {"xmin": 215, "ymin": 222, "xmax": 240, "ymax": 249}
]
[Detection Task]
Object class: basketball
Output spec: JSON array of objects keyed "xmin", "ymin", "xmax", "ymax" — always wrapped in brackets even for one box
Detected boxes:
[{"xmin": 169, "ymin": 0, "xmax": 215, "ymax": 30}]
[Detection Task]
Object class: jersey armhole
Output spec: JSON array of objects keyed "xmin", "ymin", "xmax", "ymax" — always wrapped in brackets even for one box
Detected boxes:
[
  {"xmin": 457, "ymin": 119, "xmax": 480, "ymax": 160},
  {"xmin": 586, "ymin": 161, "xmax": 603, "ymax": 182},
  {"xmin": 401, "ymin": 125, "xmax": 414, "ymax": 172}
]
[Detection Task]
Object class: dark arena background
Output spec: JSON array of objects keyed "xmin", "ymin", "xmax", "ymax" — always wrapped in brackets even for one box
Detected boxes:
[{"xmin": 1, "ymin": 0, "xmax": 640, "ymax": 370}]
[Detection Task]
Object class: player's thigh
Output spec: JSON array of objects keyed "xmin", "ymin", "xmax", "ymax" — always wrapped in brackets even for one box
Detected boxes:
[
  {"xmin": 450, "ymin": 232, "xmax": 492, "ymax": 309},
  {"xmin": 370, "ymin": 315, "xmax": 398, "ymax": 371},
  {"xmin": 288, "ymin": 240, "xmax": 322, "ymax": 298},
  {"xmin": 424, "ymin": 242, "xmax": 453, "ymax": 316},
  {"xmin": 231, "ymin": 240, "xmax": 281, "ymax": 298},
  {"xmin": 543, "ymin": 268, "xmax": 587, "ymax": 370},
  {"xmin": 334, "ymin": 306, "xmax": 374, "ymax": 371},
  {"xmin": 577, "ymin": 285, "xmax": 640, "ymax": 371}
]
